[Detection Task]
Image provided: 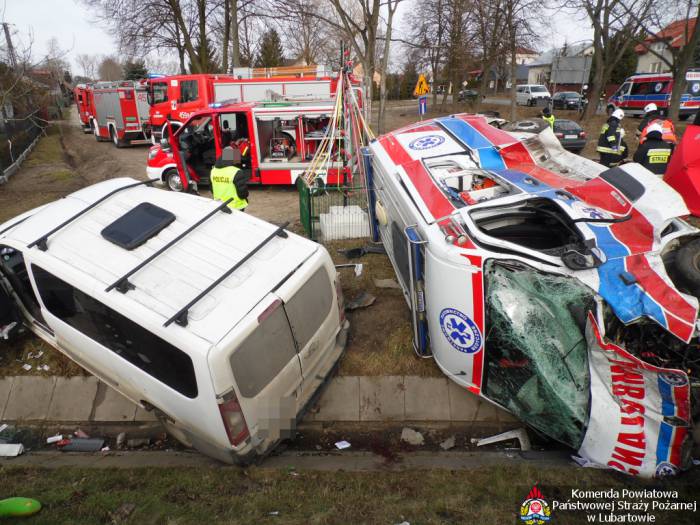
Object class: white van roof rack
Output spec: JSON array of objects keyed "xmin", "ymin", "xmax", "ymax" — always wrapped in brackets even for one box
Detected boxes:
[
  {"xmin": 105, "ymin": 198, "xmax": 234, "ymax": 294},
  {"xmin": 27, "ymin": 178, "xmax": 158, "ymax": 252},
  {"xmin": 164, "ymin": 221, "xmax": 290, "ymax": 328}
]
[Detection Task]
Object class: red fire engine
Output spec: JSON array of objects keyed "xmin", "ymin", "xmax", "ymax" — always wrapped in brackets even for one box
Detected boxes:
[
  {"xmin": 146, "ymin": 100, "xmax": 351, "ymax": 189},
  {"xmin": 89, "ymin": 81, "xmax": 152, "ymax": 147},
  {"xmin": 73, "ymin": 84, "xmax": 93, "ymax": 133},
  {"xmin": 146, "ymin": 66, "xmax": 360, "ymax": 142}
]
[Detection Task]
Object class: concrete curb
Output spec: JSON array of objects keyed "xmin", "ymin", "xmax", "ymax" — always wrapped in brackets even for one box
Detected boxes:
[{"xmin": 0, "ymin": 375, "xmax": 516, "ymax": 425}]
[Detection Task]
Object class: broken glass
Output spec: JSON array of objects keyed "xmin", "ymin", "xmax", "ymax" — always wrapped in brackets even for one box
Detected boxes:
[{"xmin": 483, "ymin": 260, "xmax": 594, "ymax": 448}]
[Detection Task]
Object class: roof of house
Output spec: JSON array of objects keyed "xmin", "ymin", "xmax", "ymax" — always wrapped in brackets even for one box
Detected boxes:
[
  {"xmin": 635, "ymin": 18, "xmax": 697, "ymax": 54},
  {"xmin": 516, "ymin": 46, "xmax": 538, "ymax": 55},
  {"xmin": 528, "ymin": 42, "xmax": 593, "ymax": 67}
]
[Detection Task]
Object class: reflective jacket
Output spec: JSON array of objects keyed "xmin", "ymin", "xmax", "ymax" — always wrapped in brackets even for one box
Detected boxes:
[
  {"xmin": 596, "ymin": 119, "xmax": 626, "ymax": 156},
  {"xmin": 542, "ymin": 114, "xmax": 555, "ymax": 129},
  {"xmin": 210, "ymin": 165, "xmax": 248, "ymax": 210},
  {"xmin": 633, "ymin": 137, "xmax": 674, "ymax": 175},
  {"xmin": 639, "ymin": 118, "xmax": 677, "ymax": 145}
]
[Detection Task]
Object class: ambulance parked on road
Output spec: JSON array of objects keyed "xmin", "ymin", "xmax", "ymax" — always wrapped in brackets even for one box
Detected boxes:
[
  {"xmin": 147, "ymin": 100, "xmax": 351, "ymax": 189},
  {"xmin": 0, "ymin": 179, "xmax": 348, "ymax": 463},
  {"xmin": 608, "ymin": 72, "xmax": 700, "ymax": 119},
  {"xmin": 89, "ymin": 81, "xmax": 152, "ymax": 147}
]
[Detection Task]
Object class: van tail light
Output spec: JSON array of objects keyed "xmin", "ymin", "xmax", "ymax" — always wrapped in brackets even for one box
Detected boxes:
[
  {"xmin": 555, "ymin": 132, "xmax": 564, "ymax": 138},
  {"xmin": 257, "ymin": 299, "xmax": 282, "ymax": 323},
  {"xmin": 218, "ymin": 389, "xmax": 250, "ymax": 447},
  {"xmin": 580, "ymin": 131, "xmax": 587, "ymax": 138},
  {"xmin": 335, "ymin": 278, "xmax": 346, "ymax": 323}
]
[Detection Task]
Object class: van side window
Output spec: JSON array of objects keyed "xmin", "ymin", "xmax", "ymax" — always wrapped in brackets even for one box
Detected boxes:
[
  {"xmin": 284, "ymin": 267, "xmax": 333, "ymax": 349},
  {"xmin": 179, "ymin": 80, "xmax": 199, "ymax": 103},
  {"xmin": 230, "ymin": 304, "xmax": 297, "ymax": 398},
  {"xmin": 31, "ymin": 265, "xmax": 198, "ymax": 398}
]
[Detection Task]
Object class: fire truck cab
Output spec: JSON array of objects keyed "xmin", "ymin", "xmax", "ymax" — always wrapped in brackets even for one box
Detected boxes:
[
  {"xmin": 147, "ymin": 101, "xmax": 349, "ymax": 190},
  {"xmin": 73, "ymin": 84, "xmax": 93, "ymax": 133}
]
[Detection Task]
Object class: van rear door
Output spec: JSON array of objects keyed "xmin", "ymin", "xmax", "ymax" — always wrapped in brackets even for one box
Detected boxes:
[{"xmin": 224, "ymin": 295, "xmax": 303, "ymax": 447}]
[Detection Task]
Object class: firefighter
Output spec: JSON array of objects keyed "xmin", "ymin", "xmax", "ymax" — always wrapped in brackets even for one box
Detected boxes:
[
  {"xmin": 541, "ymin": 106, "xmax": 555, "ymax": 130},
  {"xmin": 210, "ymin": 146, "xmax": 249, "ymax": 211},
  {"xmin": 597, "ymin": 108, "xmax": 628, "ymax": 167},
  {"xmin": 637, "ymin": 103, "xmax": 677, "ymax": 144},
  {"xmin": 633, "ymin": 123, "xmax": 674, "ymax": 175}
]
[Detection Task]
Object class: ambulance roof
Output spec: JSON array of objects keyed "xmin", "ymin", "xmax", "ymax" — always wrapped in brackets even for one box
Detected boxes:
[{"xmin": 0, "ymin": 178, "xmax": 318, "ymax": 351}]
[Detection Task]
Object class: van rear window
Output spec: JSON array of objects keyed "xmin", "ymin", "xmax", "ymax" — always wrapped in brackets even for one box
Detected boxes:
[
  {"xmin": 32, "ymin": 265, "xmax": 198, "ymax": 398},
  {"xmin": 230, "ymin": 303, "xmax": 298, "ymax": 398},
  {"xmin": 284, "ymin": 267, "xmax": 333, "ymax": 350}
]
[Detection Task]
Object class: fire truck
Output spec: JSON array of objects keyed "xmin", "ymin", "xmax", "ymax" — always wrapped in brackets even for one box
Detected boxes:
[
  {"xmin": 146, "ymin": 66, "xmax": 361, "ymax": 142},
  {"xmin": 73, "ymin": 84, "xmax": 93, "ymax": 133},
  {"xmin": 146, "ymin": 100, "xmax": 351, "ymax": 189},
  {"xmin": 89, "ymin": 81, "xmax": 152, "ymax": 147}
]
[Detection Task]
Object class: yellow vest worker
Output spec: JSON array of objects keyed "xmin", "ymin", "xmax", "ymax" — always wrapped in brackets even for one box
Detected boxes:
[
  {"xmin": 542, "ymin": 107, "xmax": 555, "ymax": 129},
  {"xmin": 210, "ymin": 146, "xmax": 249, "ymax": 211}
]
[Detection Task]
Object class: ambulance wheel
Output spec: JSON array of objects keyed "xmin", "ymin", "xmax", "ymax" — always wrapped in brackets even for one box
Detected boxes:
[
  {"xmin": 672, "ymin": 238, "xmax": 700, "ymax": 298},
  {"xmin": 110, "ymin": 127, "xmax": 126, "ymax": 148},
  {"xmin": 165, "ymin": 169, "xmax": 184, "ymax": 192}
]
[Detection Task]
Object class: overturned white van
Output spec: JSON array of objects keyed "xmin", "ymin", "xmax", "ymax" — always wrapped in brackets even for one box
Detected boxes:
[{"xmin": 0, "ymin": 178, "xmax": 348, "ymax": 463}]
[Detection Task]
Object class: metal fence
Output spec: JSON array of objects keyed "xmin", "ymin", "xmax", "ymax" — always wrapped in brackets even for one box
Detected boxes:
[
  {"xmin": 297, "ymin": 178, "xmax": 372, "ymax": 242},
  {"xmin": 0, "ymin": 115, "xmax": 47, "ymax": 183}
]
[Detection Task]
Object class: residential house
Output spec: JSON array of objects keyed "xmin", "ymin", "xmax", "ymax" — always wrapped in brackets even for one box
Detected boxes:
[
  {"xmin": 526, "ymin": 42, "xmax": 594, "ymax": 91},
  {"xmin": 635, "ymin": 18, "xmax": 697, "ymax": 73}
]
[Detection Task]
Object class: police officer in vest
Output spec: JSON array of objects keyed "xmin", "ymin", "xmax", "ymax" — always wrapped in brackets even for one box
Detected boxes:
[
  {"xmin": 210, "ymin": 146, "xmax": 249, "ymax": 211},
  {"xmin": 633, "ymin": 123, "xmax": 674, "ymax": 175},
  {"xmin": 597, "ymin": 108, "xmax": 628, "ymax": 167},
  {"xmin": 542, "ymin": 106, "xmax": 555, "ymax": 130}
]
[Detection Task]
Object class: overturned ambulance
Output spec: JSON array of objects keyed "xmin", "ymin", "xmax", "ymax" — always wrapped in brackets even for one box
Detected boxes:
[{"xmin": 366, "ymin": 114, "xmax": 699, "ymax": 477}]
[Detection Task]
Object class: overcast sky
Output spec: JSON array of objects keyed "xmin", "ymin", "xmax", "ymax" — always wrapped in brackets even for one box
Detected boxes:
[{"xmin": 3, "ymin": 0, "xmax": 594, "ymax": 75}]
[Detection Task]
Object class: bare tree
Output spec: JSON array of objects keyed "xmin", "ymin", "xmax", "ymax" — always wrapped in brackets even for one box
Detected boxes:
[
  {"xmin": 503, "ymin": 0, "xmax": 538, "ymax": 120},
  {"xmin": 562, "ymin": 0, "xmax": 655, "ymax": 120},
  {"xmin": 626, "ymin": 0, "xmax": 700, "ymax": 120},
  {"xmin": 376, "ymin": 0, "xmax": 403, "ymax": 133},
  {"xmin": 471, "ymin": 0, "xmax": 507, "ymax": 112},
  {"xmin": 98, "ymin": 55, "xmax": 122, "ymax": 80},
  {"xmin": 76, "ymin": 53, "xmax": 98, "ymax": 79}
]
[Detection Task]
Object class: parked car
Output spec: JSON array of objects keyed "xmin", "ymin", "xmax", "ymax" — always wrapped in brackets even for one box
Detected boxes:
[
  {"xmin": 366, "ymin": 113, "xmax": 699, "ymax": 478},
  {"xmin": 0, "ymin": 179, "xmax": 349, "ymax": 464},
  {"xmin": 458, "ymin": 89, "xmax": 479, "ymax": 102},
  {"xmin": 551, "ymin": 91, "xmax": 585, "ymax": 110},
  {"xmin": 553, "ymin": 119, "xmax": 587, "ymax": 152},
  {"xmin": 516, "ymin": 84, "xmax": 551, "ymax": 106}
]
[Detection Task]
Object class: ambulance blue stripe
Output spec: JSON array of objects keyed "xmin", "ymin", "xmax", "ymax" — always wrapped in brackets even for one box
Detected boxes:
[
  {"xmin": 658, "ymin": 376, "xmax": 676, "ymax": 417},
  {"xmin": 436, "ymin": 117, "xmax": 507, "ymax": 170},
  {"xmin": 656, "ymin": 422, "xmax": 673, "ymax": 464}
]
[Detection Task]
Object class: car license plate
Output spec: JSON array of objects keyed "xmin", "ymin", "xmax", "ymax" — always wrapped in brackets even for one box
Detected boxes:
[{"xmin": 565, "ymin": 134, "xmax": 577, "ymax": 139}]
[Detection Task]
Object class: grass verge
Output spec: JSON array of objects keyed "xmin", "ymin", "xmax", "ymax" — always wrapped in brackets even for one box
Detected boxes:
[{"xmin": 1, "ymin": 464, "xmax": 698, "ymax": 524}]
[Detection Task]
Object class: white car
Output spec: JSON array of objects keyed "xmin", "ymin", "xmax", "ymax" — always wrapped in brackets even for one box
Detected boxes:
[
  {"xmin": 0, "ymin": 179, "xmax": 348, "ymax": 464},
  {"xmin": 516, "ymin": 84, "xmax": 551, "ymax": 106}
]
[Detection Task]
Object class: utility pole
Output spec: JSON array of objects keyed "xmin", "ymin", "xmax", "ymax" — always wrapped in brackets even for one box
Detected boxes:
[{"xmin": 2, "ymin": 23, "xmax": 18, "ymax": 69}]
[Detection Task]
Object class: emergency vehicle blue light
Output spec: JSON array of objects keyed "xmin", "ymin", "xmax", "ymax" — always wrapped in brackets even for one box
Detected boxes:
[
  {"xmin": 147, "ymin": 73, "xmax": 166, "ymax": 78},
  {"xmin": 209, "ymin": 102, "xmax": 223, "ymax": 108}
]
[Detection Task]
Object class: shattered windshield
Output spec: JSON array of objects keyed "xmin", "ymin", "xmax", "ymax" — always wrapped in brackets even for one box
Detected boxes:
[{"xmin": 483, "ymin": 261, "xmax": 594, "ymax": 448}]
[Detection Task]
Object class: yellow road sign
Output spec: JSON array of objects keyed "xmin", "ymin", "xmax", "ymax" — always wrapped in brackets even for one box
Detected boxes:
[{"xmin": 413, "ymin": 74, "xmax": 430, "ymax": 96}]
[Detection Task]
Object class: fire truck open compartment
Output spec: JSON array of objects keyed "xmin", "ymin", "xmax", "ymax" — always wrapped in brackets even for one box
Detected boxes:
[{"xmin": 254, "ymin": 112, "xmax": 332, "ymax": 165}]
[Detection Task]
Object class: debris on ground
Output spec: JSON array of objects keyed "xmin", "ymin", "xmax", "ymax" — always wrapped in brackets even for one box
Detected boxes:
[
  {"xmin": 334, "ymin": 440, "xmax": 351, "ymax": 450},
  {"xmin": 126, "ymin": 438, "xmax": 151, "ymax": 448},
  {"xmin": 59, "ymin": 438, "xmax": 105, "ymax": 452},
  {"xmin": 400, "ymin": 428, "xmax": 424, "ymax": 446},
  {"xmin": 373, "ymin": 278, "xmax": 402, "ymax": 289},
  {"xmin": 46, "ymin": 434, "xmax": 63, "ymax": 444},
  {"xmin": 0, "ymin": 497, "xmax": 41, "ymax": 518},
  {"xmin": 439, "ymin": 436, "xmax": 456, "ymax": 451},
  {"xmin": 74, "ymin": 429, "xmax": 90, "ymax": 439},
  {"xmin": 0, "ymin": 443, "xmax": 24, "ymax": 457},
  {"xmin": 116, "ymin": 432, "xmax": 126, "ymax": 449},
  {"xmin": 471, "ymin": 428, "xmax": 531, "ymax": 451},
  {"xmin": 345, "ymin": 291, "xmax": 376, "ymax": 311},
  {"xmin": 338, "ymin": 244, "xmax": 386, "ymax": 259},
  {"xmin": 335, "ymin": 263, "xmax": 363, "ymax": 277}
]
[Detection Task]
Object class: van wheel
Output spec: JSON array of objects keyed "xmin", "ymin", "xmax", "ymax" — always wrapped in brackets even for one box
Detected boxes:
[{"xmin": 165, "ymin": 168, "xmax": 184, "ymax": 192}]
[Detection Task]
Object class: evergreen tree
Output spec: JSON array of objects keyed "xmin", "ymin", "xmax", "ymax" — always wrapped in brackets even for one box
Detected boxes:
[
  {"xmin": 123, "ymin": 59, "xmax": 148, "ymax": 80},
  {"xmin": 255, "ymin": 29, "xmax": 285, "ymax": 68},
  {"xmin": 189, "ymin": 36, "xmax": 221, "ymax": 73}
]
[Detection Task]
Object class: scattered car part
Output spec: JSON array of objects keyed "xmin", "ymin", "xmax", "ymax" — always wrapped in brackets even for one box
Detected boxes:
[{"xmin": 471, "ymin": 428, "xmax": 531, "ymax": 451}]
